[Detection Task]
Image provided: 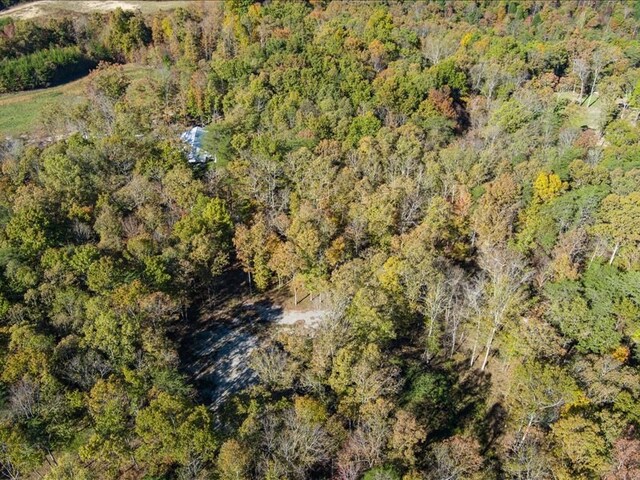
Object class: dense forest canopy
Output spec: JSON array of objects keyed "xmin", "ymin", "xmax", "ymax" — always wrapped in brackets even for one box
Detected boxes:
[
  {"xmin": 1, "ymin": 1, "xmax": 640, "ymax": 479},
  {"xmin": 0, "ymin": 10, "xmax": 151, "ymax": 92}
]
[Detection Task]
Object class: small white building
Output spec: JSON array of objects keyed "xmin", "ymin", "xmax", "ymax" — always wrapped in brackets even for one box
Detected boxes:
[{"xmin": 180, "ymin": 126, "xmax": 215, "ymax": 163}]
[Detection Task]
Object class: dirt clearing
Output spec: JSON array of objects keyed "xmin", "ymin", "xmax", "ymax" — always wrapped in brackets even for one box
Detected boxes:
[
  {"xmin": 0, "ymin": 0, "xmax": 192, "ymax": 19},
  {"xmin": 179, "ymin": 292, "xmax": 328, "ymax": 410}
]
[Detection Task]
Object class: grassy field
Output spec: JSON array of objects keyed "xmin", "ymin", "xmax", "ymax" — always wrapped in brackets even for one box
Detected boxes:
[
  {"xmin": 0, "ymin": 64, "xmax": 150, "ymax": 137},
  {"xmin": 557, "ymin": 91, "xmax": 603, "ymax": 130},
  {"xmin": 0, "ymin": 76, "xmax": 86, "ymax": 137},
  {"xmin": 0, "ymin": 0, "xmax": 194, "ymax": 20}
]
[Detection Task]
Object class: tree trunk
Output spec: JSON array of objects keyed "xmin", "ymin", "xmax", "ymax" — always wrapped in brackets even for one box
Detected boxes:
[
  {"xmin": 480, "ymin": 326, "xmax": 497, "ymax": 371},
  {"xmin": 579, "ymin": 81, "xmax": 584, "ymax": 102},
  {"xmin": 427, "ymin": 315, "xmax": 436, "ymax": 340},
  {"xmin": 45, "ymin": 447, "xmax": 57, "ymax": 466},
  {"xmin": 518, "ymin": 415, "xmax": 536, "ymax": 450},
  {"xmin": 589, "ymin": 70, "xmax": 600, "ymax": 104},
  {"xmin": 609, "ymin": 242, "xmax": 620, "ymax": 265},
  {"xmin": 589, "ymin": 244, "xmax": 600, "ymax": 266},
  {"xmin": 6, "ymin": 468, "xmax": 20, "ymax": 480},
  {"xmin": 470, "ymin": 318, "xmax": 481, "ymax": 368},
  {"xmin": 450, "ymin": 321, "xmax": 458, "ymax": 357}
]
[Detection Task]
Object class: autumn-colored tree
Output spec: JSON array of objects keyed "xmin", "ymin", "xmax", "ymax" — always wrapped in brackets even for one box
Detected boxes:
[
  {"xmin": 592, "ymin": 192, "xmax": 640, "ymax": 265},
  {"xmin": 551, "ymin": 415, "xmax": 610, "ymax": 479},
  {"xmin": 234, "ymin": 215, "xmax": 279, "ymax": 292},
  {"xmin": 472, "ymin": 173, "xmax": 521, "ymax": 248}
]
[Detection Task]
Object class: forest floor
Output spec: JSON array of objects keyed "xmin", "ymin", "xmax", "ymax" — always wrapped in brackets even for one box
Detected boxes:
[
  {"xmin": 177, "ymin": 270, "xmax": 328, "ymax": 409},
  {"xmin": 0, "ymin": 0, "xmax": 191, "ymax": 19}
]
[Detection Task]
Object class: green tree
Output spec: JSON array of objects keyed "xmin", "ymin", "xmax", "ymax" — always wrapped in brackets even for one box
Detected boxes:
[
  {"xmin": 173, "ymin": 195, "xmax": 233, "ymax": 280},
  {"xmin": 552, "ymin": 416, "xmax": 609, "ymax": 479},
  {"xmin": 592, "ymin": 192, "xmax": 640, "ymax": 265},
  {"xmin": 135, "ymin": 392, "xmax": 216, "ymax": 476}
]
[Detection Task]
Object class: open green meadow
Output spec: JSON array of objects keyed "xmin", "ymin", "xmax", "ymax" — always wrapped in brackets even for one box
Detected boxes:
[
  {"xmin": 0, "ymin": 76, "xmax": 85, "ymax": 137},
  {"xmin": 556, "ymin": 91, "xmax": 604, "ymax": 131},
  {"xmin": 0, "ymin": 64, "xmax": 151, "ymax": 137}
]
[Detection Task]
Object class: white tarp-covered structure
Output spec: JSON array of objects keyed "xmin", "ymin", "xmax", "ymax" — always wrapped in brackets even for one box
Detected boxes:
[{"xmin": 180, "ymin": 126, "xmax": 214, "ymax": 163}]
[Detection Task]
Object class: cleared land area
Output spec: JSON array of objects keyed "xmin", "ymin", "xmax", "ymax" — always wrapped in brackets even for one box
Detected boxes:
[
  {"xmin": 0, "ymin": 75, "xmax": 85, "ymax": 137},
  {"xmin": 557, "ymin": 91, "xmax": 603, "ymax": 130},
  {"xmin": 179, "ymin": 272, "xmax": 328, "ymax": 409},
  {"xmin": 0, "ymin": 0, "xmax": 192, "ymax": 19},
  {"xmin": 0, "ymin": 64, "xmax": 150, "ymax": 137},
  {"xmin": 182, "ymin": 299, "xmax": 328, "ymax": 409}
]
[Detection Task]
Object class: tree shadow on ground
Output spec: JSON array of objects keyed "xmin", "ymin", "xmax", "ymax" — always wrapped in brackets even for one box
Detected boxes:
[
  {"xmin": 175, "ymin": 267, "xmax": 285, "ymax": 409},
  {"xmin": 406, "ymin": 359, "xmax": 507, "ymax": 477},
  {"xmin": 478, "ymin": 400, "xmax": 507, "ymax": 454},
  {"xmin": 476, "ymin": 399, "xmax": 508, "ymax": 478},
  {"xmin": 405, "ymin": 360, "xmax": 492, "ymax": 444}
]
